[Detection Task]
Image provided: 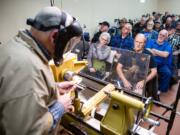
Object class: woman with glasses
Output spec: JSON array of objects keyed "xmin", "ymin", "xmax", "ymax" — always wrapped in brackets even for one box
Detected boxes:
[{"xmin": 87, "ymin": 32, "xmax": 111, "ymax": 79}]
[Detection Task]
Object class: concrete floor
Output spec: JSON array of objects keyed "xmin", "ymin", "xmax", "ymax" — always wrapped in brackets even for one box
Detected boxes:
[
  {"xmin": 154, "ymin": 82, "xmax": 180, "ymax": 135},
  {"xmin": 141, "ymin": 82, "xmax": 180, "ymax": 135}
]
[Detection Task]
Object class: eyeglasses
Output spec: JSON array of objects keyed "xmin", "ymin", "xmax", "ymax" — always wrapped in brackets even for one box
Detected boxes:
[
  {"xmin": 123, "ymin": 27, "xmax": 130, "ymax": 31},
  {"xmin": 101, "ymin": 37, "xmax": 108, "ymax": 42},
  {"xmin": 159, "ymin": 33, "xmax": 167, "ymax": 37},
  {"xmin": 147, "ymin": 23, "xmax": 154, "ymax": 26},
  {"xmin": 135, "ymin": 41, "xmax": 144, "ymax": 45}
]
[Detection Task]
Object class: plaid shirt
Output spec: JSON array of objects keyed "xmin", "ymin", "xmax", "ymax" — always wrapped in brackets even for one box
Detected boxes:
[{"xmin": 168, "ymin": 33, "xmax": 180, "ymax": 53}]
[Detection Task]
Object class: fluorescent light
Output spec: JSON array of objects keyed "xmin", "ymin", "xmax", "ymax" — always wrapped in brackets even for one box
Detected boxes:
[{"xmin": 140, "ymin": 0, "xmax": 146, "ymax": 3}]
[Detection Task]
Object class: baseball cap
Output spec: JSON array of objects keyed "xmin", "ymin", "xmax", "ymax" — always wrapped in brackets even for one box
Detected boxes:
[
  {"xmin": 27, "ymin": 6, "xmax": 73, "ymax": 31},
  {"xmin": 154, "ymin": 20, "xmax": 161, "ymax": 24},
  {"xmin": 99, "ymin": 21, "xmax": 110, "ymax": 27}
]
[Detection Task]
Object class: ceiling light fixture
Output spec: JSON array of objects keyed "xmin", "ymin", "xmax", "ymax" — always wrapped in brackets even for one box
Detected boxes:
[{"xmin": 140, "ymin": 0, "xmax": 146, "ymax": 3}]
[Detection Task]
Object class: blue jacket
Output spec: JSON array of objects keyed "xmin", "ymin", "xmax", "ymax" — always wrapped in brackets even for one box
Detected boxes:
[{"xmin": 110, "ymin": 34, "xmax": 134, "ymax": 50}]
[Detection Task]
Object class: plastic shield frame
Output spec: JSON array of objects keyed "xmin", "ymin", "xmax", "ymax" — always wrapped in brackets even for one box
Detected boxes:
[{"xmin": 80, "ymin": 47, "xmax": 150, "ymax": 96}]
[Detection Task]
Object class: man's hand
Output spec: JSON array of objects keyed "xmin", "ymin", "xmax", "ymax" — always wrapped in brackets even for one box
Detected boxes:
[
  {"xmin": 146, "ymin": 48, "xmax": 157, "ymax": 56},
  {"xmin": 89, "ymin": 68, "xmax": 96, "ymax": 72},
  {"xmin": 136, "ymin": 80, "xmax": 144, "ymax": 89},
  {"xmin": 151, "ymin": 49, "xmax": 158, "ymax": 56},
  {"xmin": 56, "ymin": 89, "xmax": 74, "ymax": 112},
  {"xmin": 56, "ymin": 81, "xmax": 76, "ymax": 94},
  {"xmin": 123, "ymin": 80, "xmax": 132, "ymax": 90}
]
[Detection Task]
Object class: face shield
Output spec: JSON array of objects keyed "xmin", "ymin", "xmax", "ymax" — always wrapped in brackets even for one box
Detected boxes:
[
  {"xmin": 53, "ymin": 20, "xmax": 82, "ymax": 66},
  {"xmin": 26, "ymin": 7, "xmax": 82, "ymax": 66}
]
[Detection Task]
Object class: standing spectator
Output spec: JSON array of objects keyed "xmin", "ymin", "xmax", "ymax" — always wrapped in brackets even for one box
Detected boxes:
[
  {"xmin": 146, "ymin": 29, "xmax": 172, "ymax": 93},
  {"xmin": 91, "ymin": 21, "xmax": 110, "ymax": 43},
  {"xmin": 110, "ymin": 23, "xmax": 134, "ymax": 50}
]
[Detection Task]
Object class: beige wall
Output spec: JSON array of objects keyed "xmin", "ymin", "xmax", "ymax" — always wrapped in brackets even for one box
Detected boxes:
[
  {"xmin": 0, "ymin": 0, "xmax": 158, "ymax": 43},
  {"xmin": 157, "ymin": 0, "xmax": 180, "ymax": 14},
  {"xmin": 62, "ymin": 0, "xmax": 158, "ymax": 38},
  {"xmin": 0, "ymin": 0, "xmax": 51, "ymax": 44}
]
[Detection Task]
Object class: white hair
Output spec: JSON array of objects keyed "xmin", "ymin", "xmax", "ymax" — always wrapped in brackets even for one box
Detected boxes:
[
  {"xmin": 160, "ymin": 29, "xmax": 168, "ymax": 38},
  {"xmin": 99, "ymin": 32, "xmax": 111, "ymax": 44}
]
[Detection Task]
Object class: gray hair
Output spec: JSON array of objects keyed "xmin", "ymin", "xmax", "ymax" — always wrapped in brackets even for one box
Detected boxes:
[
  {"xmin": 124, "ymin": 23, "xmax": 132, "ymax": 32},
  {"xmin": 99, "ymin": 32, "xmax": 111, "ymax": 44},
  {"xmin": 159, "ymin": 29, "xmax": 168, "ymax": 39},
  {"xmin": 135, "ymin": 33, "xmax": 146, "ymax": 43}
]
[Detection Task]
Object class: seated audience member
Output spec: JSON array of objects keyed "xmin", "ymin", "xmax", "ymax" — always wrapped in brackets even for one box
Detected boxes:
[
  {"xmin": 171, "ymin": 14, "xmax": 177, "ymax": 28},
  {"xmin": 152, "ymin": 11, "xmax": 156, "ymax": 18},
  {"xmin": 110, "ymin": 23, "xmax": 134, "ymax": 50},
  {"xmin": 178, "ymin": 15, "xmax": 180, "ymax": 22},
  {"xmin": 168, "ymin": 21, "xmax": 180, "ymax": 78},
  {"xmin": 146, "ymin": 29, "xmax": 173, "ymax": 93},
  {"xmin": 162, "ymin": 11, "xmax": 170, "ymax": 24},
  {"xmin": 87, "ymin": 32, "xmax": 111, "ymax": 78},
  {"xmin": 154, "ymin": 20, "xmax": 162, "ymax": 32},
  {"xmin": 119, "ymin": 18, "xmax": 128, "ymax": 31},
  {"xmin": 64, "ymin": 33, "xmax": 90, "ymax": 60},
  {"xmin": 141, "ymin": 19, "xmax": 158, "ymax": 41},
  {"xmin": 168, "ymin": 27, "xmax": 176, "ymax": 37},
  {"xmin": 91, "ymin": 21, "xmax": 110, "ymax": 43},
  {"xmin": 83, "ymin": 32, "xmax": 90, "ymax": 42},
  {"xmin": 133, "ymin": 16, "xmax": 146, "ymax": 37},
  {"xmin": 116, "ymin": 34, "xmax": 157, "ymax": 96},
  {"xmin": 154, "ymin": 13, "xmax": 161, "ymax": 22},
  {"xmin": 163, "ymin": 17, "xmax": 175, "ymax": 31}
]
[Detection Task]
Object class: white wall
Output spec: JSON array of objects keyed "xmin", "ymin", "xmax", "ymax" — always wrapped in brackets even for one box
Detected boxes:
[
  {"xmin": 0, "ymin": 0, "xmax": 158, "ymax": 43},
  {"xmin": 157, "ymin": 0, "xmax": 180, "ymax": 14},
  {"xmin": 0, "ymin": 0, "xmax": 51, "ymax": 44},
  {"xmin": 62, "ymin": 0, "xmax": 158, "ymax": 38}
]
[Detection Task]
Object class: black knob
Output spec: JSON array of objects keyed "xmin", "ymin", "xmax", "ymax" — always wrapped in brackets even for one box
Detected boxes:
[{"xmin": 112, "ymin": 103, "xmax": 119, "ymax": 110}]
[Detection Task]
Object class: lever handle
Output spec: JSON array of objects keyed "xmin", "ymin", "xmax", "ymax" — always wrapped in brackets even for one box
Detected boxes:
[{"xmin": 144, "ymin": 118, "xmax": 160, "ymax": 126}]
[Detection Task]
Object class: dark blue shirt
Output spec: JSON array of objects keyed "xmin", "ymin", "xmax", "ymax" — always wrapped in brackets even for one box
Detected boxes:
[
  {"xmin": 110, "ymin": 34, "xmax": 134, "ymax": 50},
  {"xmin": 141, "ymin": 30, "xmax": 158, "ymax": 41},
  {"xmin": 146, "ymin": 39, "xmax": 172, "ymax": 67},
  {"xmin": 118, "ymin": 49, "xmax": 157, "ymax": 69}
]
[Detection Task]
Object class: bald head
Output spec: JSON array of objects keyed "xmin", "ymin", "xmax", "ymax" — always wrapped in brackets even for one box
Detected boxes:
[
  {"xmin": 135, "ymin": 34, "xmax": 146, "ymax": 42},
  {"xmin": 134, "ymin": 34, "xmax": 146, "ymax": 53},
  {"xmin": 157, "ymin": 29, "xmax": 168, "ymax": 44}
]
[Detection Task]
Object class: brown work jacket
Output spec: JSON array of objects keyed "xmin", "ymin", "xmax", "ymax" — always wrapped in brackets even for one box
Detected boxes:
[{"xmin": 0, "ymin": 31, "xmax": 57, "ymax": 135}]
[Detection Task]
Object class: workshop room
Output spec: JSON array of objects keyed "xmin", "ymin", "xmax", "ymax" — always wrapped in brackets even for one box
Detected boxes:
[{"xmin": 0, "ymin": 0, "xmax": 180, "ymax": 135}]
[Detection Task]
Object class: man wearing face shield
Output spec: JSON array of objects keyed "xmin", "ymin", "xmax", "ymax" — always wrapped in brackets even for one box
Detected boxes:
[{"xmin": 0, "ymin": 6, "xmax": 82, "ymax": 135}]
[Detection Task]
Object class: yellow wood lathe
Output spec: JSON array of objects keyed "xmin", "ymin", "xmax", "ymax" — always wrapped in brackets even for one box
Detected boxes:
[{"xmin": 49, "ymin": 54, "xmax": 159, "ymax": 135}]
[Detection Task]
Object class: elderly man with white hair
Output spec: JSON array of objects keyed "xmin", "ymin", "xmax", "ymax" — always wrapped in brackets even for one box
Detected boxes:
[
  {"xmin": 116, "ymin": 34, "xmax": 158, "ymax": 97},
  {"xmin": 146, "ymin": 29, "xmax": 173, "ymax": 93}
]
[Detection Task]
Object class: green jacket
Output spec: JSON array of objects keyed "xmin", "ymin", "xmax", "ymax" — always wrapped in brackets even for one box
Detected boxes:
[{"xmin": 0, "ymin": 31, "xmax": 56, "ymax": 135}]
